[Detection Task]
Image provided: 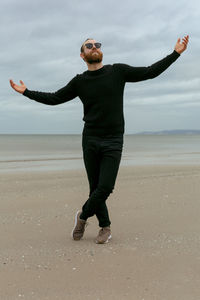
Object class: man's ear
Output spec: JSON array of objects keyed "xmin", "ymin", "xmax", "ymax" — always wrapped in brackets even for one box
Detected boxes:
[{"xmin": 80, "ymin": 53, "xmax": 85, "ymax": 61}]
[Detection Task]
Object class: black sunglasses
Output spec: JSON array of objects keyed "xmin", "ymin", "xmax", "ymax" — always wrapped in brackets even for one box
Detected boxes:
[{"xmin": 85, "ymin": 42, "xmax": 102, "ymax": 49}]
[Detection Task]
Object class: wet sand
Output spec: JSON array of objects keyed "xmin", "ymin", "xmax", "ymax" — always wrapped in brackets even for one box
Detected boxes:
[{"xmin": 1, "ymin": 164, "xmax": 200, "ymax": 299}]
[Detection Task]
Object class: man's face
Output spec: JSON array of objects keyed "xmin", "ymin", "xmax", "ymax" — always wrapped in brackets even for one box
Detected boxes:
[{"xmin": 80, "ymin": 39, "xmax": 103, "ymax": 64}]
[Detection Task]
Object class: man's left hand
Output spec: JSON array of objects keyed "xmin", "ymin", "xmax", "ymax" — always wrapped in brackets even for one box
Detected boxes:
[{"xmin": 174, "ymin": 35, "xmax": 189, "ymax": 54}]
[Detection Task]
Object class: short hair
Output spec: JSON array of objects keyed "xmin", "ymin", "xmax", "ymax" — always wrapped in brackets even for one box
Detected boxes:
[{"xmin": 80, "ymin": 38, "xmax": 94, "ymax": 53}]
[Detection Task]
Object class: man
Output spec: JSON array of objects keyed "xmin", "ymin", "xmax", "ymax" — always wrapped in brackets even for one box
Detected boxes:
[{"xmin": 10, "ymin": 35, "xmax": 189, "ymax": 244}]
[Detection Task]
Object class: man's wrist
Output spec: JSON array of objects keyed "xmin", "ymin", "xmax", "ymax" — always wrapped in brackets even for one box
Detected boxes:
[
  {"xmin": 174, "ymin": 49, "xmax": 181, "ymax": 55},
  {"xmin": 22, "ymin": 88, "xmax": 28, "ymax": 95}
]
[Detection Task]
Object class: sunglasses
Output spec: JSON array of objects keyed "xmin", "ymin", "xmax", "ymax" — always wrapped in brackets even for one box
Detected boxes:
[{"xmin": 84, "ymin": 42, "xmax": 102, "ymax": 49}]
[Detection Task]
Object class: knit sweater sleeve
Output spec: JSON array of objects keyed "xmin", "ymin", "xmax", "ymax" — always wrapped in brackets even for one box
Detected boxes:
[
  {"xmin": 114, "ymin": 50, "xmax": 180, "ymax": 82},
  {"xmin": 22, "ymin": 75, "xmax": 78, "ymax": 105}
]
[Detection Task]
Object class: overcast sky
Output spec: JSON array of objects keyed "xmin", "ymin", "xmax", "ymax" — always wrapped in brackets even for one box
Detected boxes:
[{"xmin": 1, "ymin": 0, "xmax": 199, "ymax": 134}]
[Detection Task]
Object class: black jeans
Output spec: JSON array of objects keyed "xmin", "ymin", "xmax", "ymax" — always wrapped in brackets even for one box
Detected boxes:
[{"xmin": 80, "ymin": 133, "xmax": 124, "ymax": 227}]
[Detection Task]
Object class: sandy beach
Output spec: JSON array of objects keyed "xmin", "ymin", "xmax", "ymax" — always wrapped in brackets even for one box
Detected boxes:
[{"xmin": 1, "ymin": 164, "xmax": 200, "ymax": 299}]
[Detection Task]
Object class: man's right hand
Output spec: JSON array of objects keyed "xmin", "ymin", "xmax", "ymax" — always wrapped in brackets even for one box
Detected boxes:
[{"xmin": 9, "ymin": 79, "xmax": 26, "ymax": 94}]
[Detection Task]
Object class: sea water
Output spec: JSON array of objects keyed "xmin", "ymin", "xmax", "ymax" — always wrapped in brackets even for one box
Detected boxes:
[{"xmin": 0, "ymin": 134, "xmax": 200, "ymax": 173}]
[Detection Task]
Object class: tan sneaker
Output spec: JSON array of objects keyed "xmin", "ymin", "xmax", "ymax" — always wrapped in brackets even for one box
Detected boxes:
[
  {"xmin": 71, "ymin": 211, "xmax": 88, "ymax": 240},
  {"xmin": 95, "ymin": 226, "xmax": 112, "ymax": 244}
]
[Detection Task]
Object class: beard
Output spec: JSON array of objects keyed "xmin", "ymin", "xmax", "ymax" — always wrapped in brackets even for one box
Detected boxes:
[{"xmin": 83, "ymin": 50, "xmax": 103, "ymax": 64}]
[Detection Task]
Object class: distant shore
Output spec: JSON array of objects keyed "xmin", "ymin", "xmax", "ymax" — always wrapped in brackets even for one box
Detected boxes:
[{"xmin": 134, "ymin": 129, "xmax": 200, "ymax": 135}]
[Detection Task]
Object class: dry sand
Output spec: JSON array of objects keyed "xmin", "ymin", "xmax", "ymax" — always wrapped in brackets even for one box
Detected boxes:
[{"xmin": 1, "ymin": 164, "xmax": 200, "ymax": 300}]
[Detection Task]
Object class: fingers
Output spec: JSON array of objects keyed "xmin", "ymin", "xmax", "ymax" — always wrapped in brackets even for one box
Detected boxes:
[
  {"xmin": 182, "ymin": 36, "xmax": 189, "ymax": 48},
  {"xmin": 177, "ymin": 35, "xmax": 189, "ymax": 44},
  {"xmin": 183, "ymin": 36, "xmax": 189, "ymax": 42},
  {"xmin": 9, "ymin": 79, "xmax": 25, "ymax": 90},
  {"xmin": 182, "ymin": 35, "xmax": 189, "ymax": 44},
  {"xmin": 9, "ymin": 79, "xmax": 15, "ymax": 88}
]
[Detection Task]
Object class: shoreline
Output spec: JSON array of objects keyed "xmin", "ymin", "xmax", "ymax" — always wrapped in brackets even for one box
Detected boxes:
[{"xmin": 1, "ymin": 159, "xmax": 200, "ymax": 174}]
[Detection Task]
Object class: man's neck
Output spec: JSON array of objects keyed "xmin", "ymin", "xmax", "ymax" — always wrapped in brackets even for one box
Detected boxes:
[{"xmin": 87, "ymin": 62, "xmax": 104, "ymax": 71}]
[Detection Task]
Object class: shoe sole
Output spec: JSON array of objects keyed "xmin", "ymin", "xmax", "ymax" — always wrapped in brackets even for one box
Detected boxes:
[
  {"xmin": 95, "ymin": 234, "xmax": 112, "ymax": 244},
  {"xmin": 71, "ymin": 210, "xmax": 81, "ymax": 240}
]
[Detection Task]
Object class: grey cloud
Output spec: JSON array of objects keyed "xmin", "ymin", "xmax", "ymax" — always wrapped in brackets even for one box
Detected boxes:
[{"xmin": 1, "ymin": 0, "xmax": 199, "ymax": 133}]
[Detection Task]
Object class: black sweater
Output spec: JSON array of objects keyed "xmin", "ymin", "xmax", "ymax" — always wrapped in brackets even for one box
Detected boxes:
[{"xmin": 23, "ymin": 50, "xmax": 180, "ymax": 136}]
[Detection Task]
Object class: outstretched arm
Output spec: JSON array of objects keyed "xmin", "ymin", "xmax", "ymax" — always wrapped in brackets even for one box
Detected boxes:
[
  {"xmin": 9, "ymin": 75, "xmax": 78, "ymax": 105},
  {"xmin": 115, "ymin": 35, "xmax": 189, "ymax": 82}
]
